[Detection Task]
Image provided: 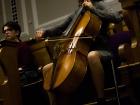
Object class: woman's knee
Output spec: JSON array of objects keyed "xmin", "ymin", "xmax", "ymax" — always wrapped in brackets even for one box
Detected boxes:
[
  {"xmin": 42, "ymin": 63, "xmax": 53, "ymax": 77},
  {"xmin": 88, "ymin": 51, "xmax": 100, "ymax": 60}
]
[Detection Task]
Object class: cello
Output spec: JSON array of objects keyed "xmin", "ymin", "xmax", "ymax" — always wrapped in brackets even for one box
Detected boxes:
[{"xmin": 44, "ymin": 5, "xmax": 102, "ymax": 94}]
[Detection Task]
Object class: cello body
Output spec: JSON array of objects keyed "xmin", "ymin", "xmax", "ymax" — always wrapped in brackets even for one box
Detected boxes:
[{"xmin": 44, "ymin": 7, "xmax": 102, "ymax": 94}]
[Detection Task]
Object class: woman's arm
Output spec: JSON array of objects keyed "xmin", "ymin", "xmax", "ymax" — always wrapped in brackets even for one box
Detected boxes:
[
  {"xmin": 35, "ymin": 15, "xmax": 73, "ymax": 40},
  {"xmin": 42, "ymin": 16, "xmax": 73, "ymax": 38},
  {"xmin": 83, "ymin": 1, "xmax": 123, "ymax": 22}
]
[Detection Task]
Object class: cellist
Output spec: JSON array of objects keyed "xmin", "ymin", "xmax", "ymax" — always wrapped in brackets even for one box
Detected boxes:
[{"xmin": 35, "ymin": 0, "xmax": 123, "ymax": 105}]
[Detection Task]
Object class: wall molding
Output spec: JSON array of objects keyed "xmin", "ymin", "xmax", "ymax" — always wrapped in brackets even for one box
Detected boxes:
[
  {"xmin": 21, "ymin": 0, "xmax": 29, "ymax": 34},
  {"xmin": 31, "ymin": 0, "xmax": 38, "ymax": 30},
  {"xmin": 2, "ymin": 0, "xmax": 6, "ymax": 23}
]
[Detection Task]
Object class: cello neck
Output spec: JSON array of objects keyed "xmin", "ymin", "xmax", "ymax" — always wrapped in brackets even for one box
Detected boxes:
[{"xmin": 63, "ymin": 6, "xmax": 84, "ymax": 36}]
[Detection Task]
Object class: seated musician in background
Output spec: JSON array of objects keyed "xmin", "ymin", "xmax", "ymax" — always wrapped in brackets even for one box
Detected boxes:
[
  {"xmin": 35, "ymin": 0, "xmax": 123, "ymax": 105},
  {"xmin": 2, "ymin": 21, "xmax": 41, "ymax": 86}
]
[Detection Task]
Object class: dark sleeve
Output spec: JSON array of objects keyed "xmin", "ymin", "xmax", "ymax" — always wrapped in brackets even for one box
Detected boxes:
[
  {"xmin": 90, "ymin": 2, "xmax": 123, "ymax": 23},
  {"xmin": 18, "ymin": 43, "xmax": 37, "ymax": 68},
  {"xmin": 42, "ymin": 16, "xmax": 73, "ymax": 38}
]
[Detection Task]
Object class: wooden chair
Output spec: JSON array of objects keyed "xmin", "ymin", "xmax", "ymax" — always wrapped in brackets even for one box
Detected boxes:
[
  {"xmin": 117, "ymin": 38, "xmax": 140, "ymax": 104},
  {"xmin": 99, "ymin": 10, "xmax": 140, "ymax": 104},
  {"xmin": 0, "ymin": 40, "xmax": 22, "ymax": 105}
]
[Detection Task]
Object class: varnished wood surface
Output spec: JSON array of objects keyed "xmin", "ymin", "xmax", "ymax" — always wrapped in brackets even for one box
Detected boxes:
[{"xmin": 0, "ymin": 41, "xmax": 22, "ymax": 105}]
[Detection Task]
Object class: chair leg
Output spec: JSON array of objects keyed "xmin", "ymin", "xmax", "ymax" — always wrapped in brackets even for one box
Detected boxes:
[
  {"xmin": 110, "ymin": 59, "xmax": 121, "ymax": 105},
  {"xmin": 0, "ymin": 98, "xmax": 4, "ymax": 105}
]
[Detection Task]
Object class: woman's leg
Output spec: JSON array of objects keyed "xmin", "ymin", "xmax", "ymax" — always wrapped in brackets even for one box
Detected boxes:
[
  {"xmin": 88, "ymin": 51, "xmax": 104, "ymax": 99},
  {"xmin": 42, "ymin": 63, "xmax": 72, "ymax": 105},
  {"xmin": 42, "ymin": 63, "xmax": 56, "ymax": 105}
]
